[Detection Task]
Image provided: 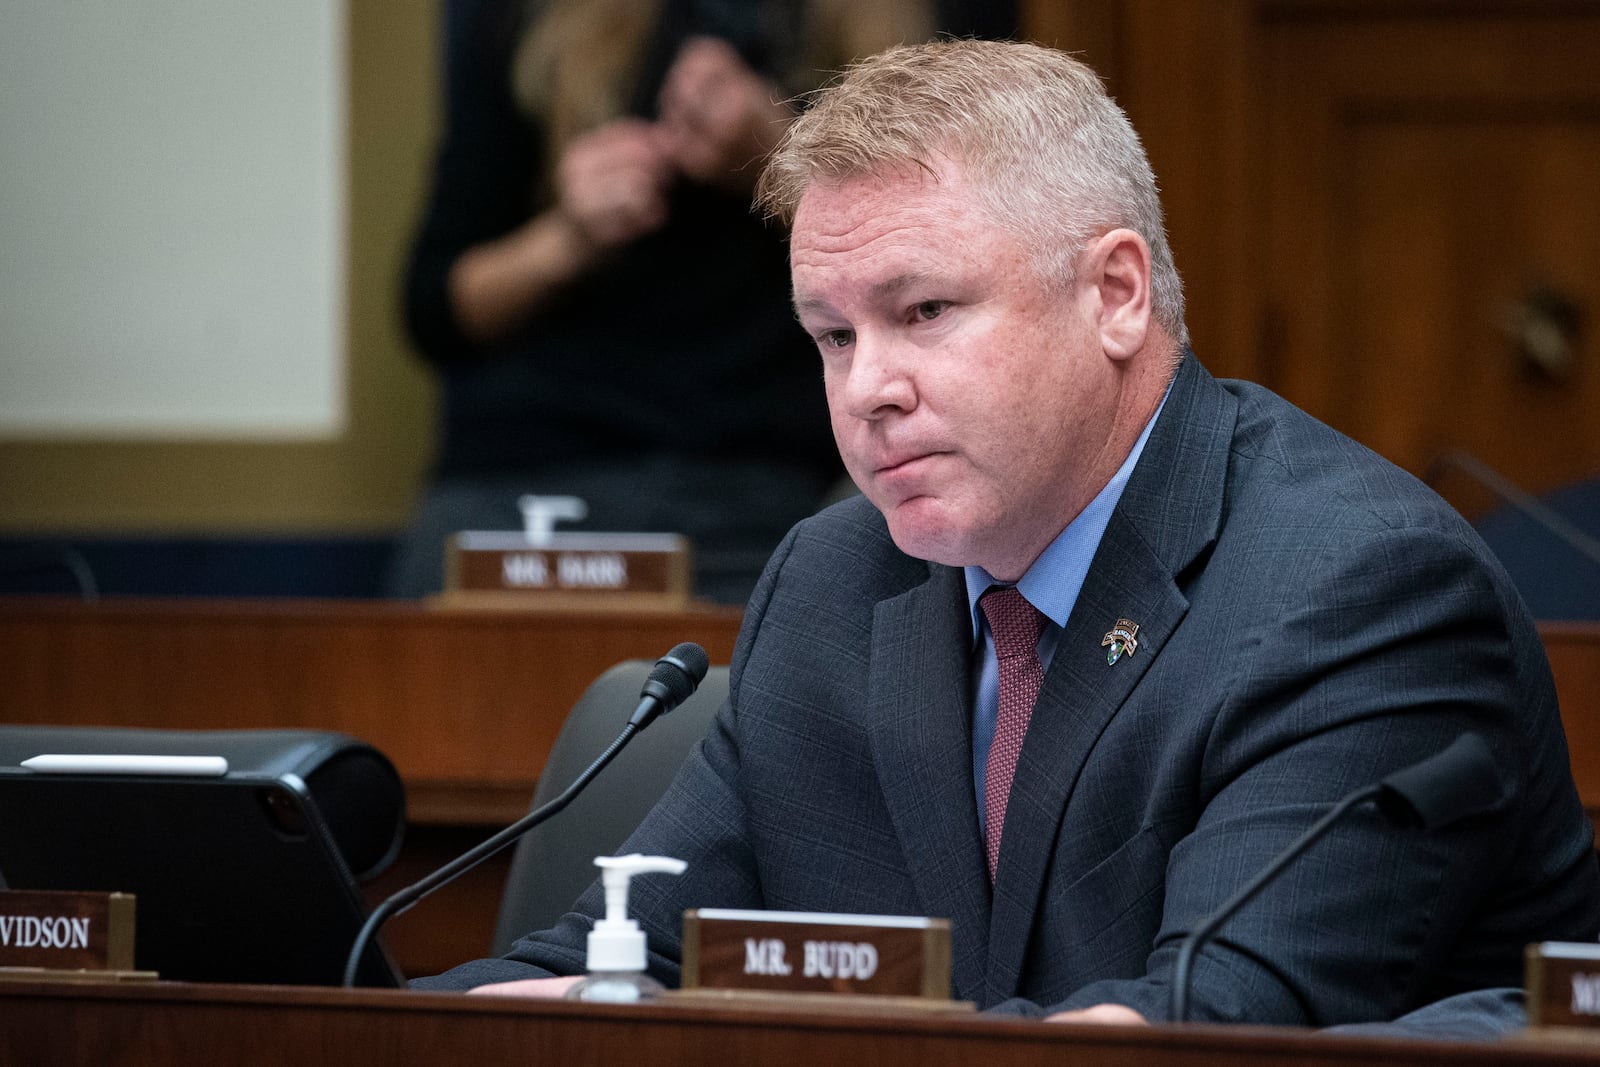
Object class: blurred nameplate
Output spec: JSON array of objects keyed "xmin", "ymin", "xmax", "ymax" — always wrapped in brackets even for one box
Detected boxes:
[
  {"xmin": 1527, "ymin": 941, "xmax": 1600, "ymax": 1030},
  {"xmin": 0, "ymin": 890, "xmax": 140, "ymax": 976},
  {"xmin": 442, "ymin": 532, "xmax": 691, "ymax": 610},
  {"xmin": 681, "ymin": 908, "xmax": 951, "ymax": 1000}
]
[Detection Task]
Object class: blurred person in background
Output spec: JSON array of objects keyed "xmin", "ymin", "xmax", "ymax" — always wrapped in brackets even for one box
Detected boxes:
[{"xmin": 387, "ymin": 0, "xmax": 1015, "ymax": 602}]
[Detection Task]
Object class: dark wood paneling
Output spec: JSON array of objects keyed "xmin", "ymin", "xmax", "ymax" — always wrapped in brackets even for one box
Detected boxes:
[
  {"xmin": 0, "ymin": 597, "xmax": 740, "ymax": 820},
  {"xmin": 1042, "ymin": 2, "xmax": 1600, "ymax": 517},
  {"xmin": 1546, "ymin": 624, "xmax": 1600, "ymax": 826},
  {"xmin": 1019, "ymin": 1, "xmax": 1124, "ymax": 91},
  {"xmin": 1114, "ymin": 2, "xmax": 1262, "ymax": 381},
  {"xmin": 1258, "ymin": 8, "xmax": 1600, "ymax": 510}
]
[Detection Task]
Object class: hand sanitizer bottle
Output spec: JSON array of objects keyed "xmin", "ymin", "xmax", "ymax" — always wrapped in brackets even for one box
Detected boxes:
[{"xmin": 567, "ymin": 854, "xmax": 687, "ymax": 1003}]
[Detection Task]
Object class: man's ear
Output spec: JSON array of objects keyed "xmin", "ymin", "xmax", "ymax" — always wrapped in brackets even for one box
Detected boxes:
[{"xmin": 1080, "ymin": 228, "xmax": 1153, "ymax": 361}]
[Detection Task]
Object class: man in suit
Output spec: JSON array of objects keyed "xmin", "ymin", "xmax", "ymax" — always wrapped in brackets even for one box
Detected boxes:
[{"xmin": 412, "ymin": 40, "xmax": 1599, "ymax": 1027}]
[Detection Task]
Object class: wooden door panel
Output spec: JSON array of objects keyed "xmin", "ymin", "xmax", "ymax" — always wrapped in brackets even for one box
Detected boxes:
[
  {"xmin": 1346, "ymin": 116, "xmax": 1600, "ymax": 503},
  {"xmin": 1258, "ymin": 7, "xmax": 1600, "ymax": 511}
]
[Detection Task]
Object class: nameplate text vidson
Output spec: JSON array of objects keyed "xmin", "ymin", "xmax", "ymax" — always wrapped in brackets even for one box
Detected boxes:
[
  {"xmin": 442, "ymin": 531, "xmax": 691, "ymax": 609},
  {"xmin": 681, "ymin": 909, "xmax": 951, "ymax": 999},
  {"xmin": 0, "ymin": 890, "xmax": 135, "ymax": 972}
]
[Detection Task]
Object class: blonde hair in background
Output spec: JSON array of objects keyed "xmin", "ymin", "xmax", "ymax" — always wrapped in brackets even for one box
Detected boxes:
[
  {"xmin": 512, "ymin": 0, "xmax": 660, "ymax": 160},
  {"xmin": 511, "ymin": 0, "xmax": 935, "ymax": 165},
  {"xmin": 757, "ymin": 39, "xmax": 1189, "ymax": 346}
]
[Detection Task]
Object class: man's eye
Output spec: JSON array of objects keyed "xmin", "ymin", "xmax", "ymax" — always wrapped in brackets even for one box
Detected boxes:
[
  {"xmin": 818, "ymin": 329, "xmax": 854, "ymax": 349},
  {"xmin": 912, "ymin": 301, "xmax": 949, "ymax": 322}
]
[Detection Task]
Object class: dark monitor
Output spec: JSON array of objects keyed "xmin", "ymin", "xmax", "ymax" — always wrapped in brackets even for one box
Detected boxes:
[{"xmin": 0, "ymin": 727, "xmax": 406, "ymax": 987}]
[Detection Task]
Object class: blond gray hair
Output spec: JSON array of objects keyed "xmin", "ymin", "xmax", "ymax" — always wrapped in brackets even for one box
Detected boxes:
[{"xmin": 757, "ymin": 39, "xmax": 1188, "ymax": 345}]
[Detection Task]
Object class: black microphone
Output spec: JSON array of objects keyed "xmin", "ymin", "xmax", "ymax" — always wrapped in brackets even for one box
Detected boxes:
[
  {"xmin": 1169, "ymin": 732, "xmax": 1503, "ymax": 1023},
  {"xmin": 629, "ymin": 643, "xmax": 710, "ymax": 729},
  {"xmin": 342, "ymin": 642, "xmax": 710, "ymax": 988}
]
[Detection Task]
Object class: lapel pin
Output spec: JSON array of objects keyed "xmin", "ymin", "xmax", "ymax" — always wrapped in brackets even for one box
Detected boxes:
[{"xmin": 1101, "ymin": 619, "xmax": 1140, "ymax": 665}]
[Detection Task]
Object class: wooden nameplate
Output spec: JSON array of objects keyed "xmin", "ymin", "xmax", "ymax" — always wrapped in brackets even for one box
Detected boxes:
[
  {"xmin": 1527, "ymin": 941, "xmax": 1600, "ymax": 1032},
  {"xmin": 440, "ymin": 531, "xmax": 691, "ymax": 610},
  {"xmin": 681, "ymin": 908, "xmax": 952, "ymax": 1000},
  {"xmin": 0, "ymin": 890, "xmax": 146, "ymax": 979}
]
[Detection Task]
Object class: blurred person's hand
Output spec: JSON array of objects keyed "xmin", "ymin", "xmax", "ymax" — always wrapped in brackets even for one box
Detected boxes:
[
  {"xmin": 448, "ymin": 118, "xmax": 671, "ymax": 342},
  {"xmin": 555, "ymin": 117, "xmax": 674, "ymax": 249},
  {"xmin": 657, "ymin": 37, "xmax": 794, "ymax": 194}
]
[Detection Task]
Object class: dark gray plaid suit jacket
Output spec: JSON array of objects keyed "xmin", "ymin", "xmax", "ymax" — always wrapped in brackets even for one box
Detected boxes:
[{"xmin": 417, "ymin": 355, "xmax": 1599, "ymax": 1026}]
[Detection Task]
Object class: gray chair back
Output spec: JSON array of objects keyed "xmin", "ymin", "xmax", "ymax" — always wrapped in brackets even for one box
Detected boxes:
[{"xmin": 490, "ymin": 660, "xmax": 727, "ymax": 955}]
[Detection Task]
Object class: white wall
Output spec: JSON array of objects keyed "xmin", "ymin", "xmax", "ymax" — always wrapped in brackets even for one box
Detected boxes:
[{"xmin": 0, "ymin": 1, "xmax": 345, "ymax": 438}]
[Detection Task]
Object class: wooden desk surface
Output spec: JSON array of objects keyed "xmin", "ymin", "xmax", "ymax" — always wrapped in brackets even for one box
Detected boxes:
[{"xmin": 4, "ymin": 980, "xmax": 1599, "ymax": 1067}]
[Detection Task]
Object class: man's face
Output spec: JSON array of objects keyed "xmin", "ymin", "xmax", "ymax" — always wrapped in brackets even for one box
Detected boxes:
[{"xmin": 790, "ymin": 159, "xmax": 1124, "ymax": 580}]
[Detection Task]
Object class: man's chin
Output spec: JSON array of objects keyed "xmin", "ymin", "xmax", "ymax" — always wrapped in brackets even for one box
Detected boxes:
[{"xmin": 882, "ymin": 502, "xmax": 977, "ymax": 568}]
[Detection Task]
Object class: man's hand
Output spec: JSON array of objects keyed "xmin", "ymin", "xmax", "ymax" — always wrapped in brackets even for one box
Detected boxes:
[
  {"xmin": 656, "ymin": 37, "xmax": 794, "ymax": 194},
  {"xmin": 555, "ymin": 118, "xmax": 674, "ymax": 250},
  {"xmin": 1045, "ymin": 1003, "xmax": 1150, "ymax": 1026},
  {"xmin": 465, "ymin": 975, "xmax": 584, "ymax": 998}
]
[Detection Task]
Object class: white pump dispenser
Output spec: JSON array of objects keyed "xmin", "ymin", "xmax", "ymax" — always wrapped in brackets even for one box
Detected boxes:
[{"xmin": 567, "ymin": 853, "xmax": 687, "ymax": 1003}]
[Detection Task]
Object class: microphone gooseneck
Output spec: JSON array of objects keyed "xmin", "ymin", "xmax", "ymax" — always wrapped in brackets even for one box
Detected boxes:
[
  {"xmin": 342, "ymin": 643, "xmax": 710, "ymax": 988},
  {"xmin": 1168, "ymin": 732, "xmax": 1502, "ymax": 1023}
]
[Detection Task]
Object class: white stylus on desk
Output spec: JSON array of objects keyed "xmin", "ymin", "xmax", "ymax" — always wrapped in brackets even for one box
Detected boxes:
[{"xmin": 19, "ymin": 754, "xmax": 230, "ymax": 776}]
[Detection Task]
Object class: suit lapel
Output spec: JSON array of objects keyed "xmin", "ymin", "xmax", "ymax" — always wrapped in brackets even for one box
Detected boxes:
[
  {"xmin": 864, "ymin": 563, "xmax": 993, "ymax": 1002},
  {"xmin": 984, "ymin": 356, "xmax": 1238, "ymax": 1000}
]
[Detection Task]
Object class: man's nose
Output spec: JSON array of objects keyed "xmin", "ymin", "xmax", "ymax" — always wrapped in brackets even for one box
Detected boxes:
[{"xmin": 834, "ymin": 332, "xmax": 916, "ymax": 421}]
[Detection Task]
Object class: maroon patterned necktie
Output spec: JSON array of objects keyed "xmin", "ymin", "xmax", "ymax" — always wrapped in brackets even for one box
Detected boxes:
[{"xmin": 979, "ymin": 585, "xmax": 1047, "ymax": 882}]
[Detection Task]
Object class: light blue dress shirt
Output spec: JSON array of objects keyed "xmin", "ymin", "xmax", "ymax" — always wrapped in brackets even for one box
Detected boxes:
[{"xmin": 964, "ymin": 395, "xmax": 1167, "ymax": 831}]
